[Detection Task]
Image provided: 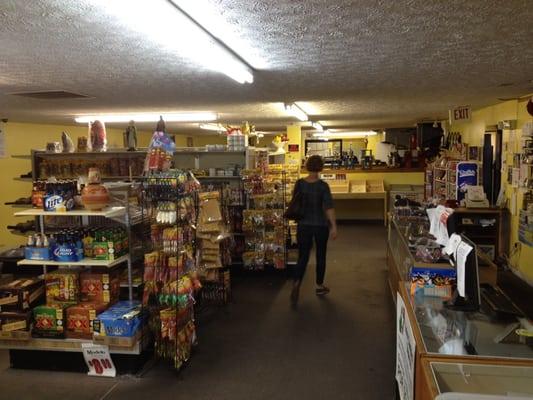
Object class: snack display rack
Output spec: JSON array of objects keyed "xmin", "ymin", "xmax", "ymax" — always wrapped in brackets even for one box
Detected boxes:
[
  {"xmin": 141, "ymin": 171, "xmax": 201, "ymax": 370},
  {"xmin": 240, "ymin": 164, "xmax": 299, "ymax": 270},
  {"xmin": 196, "ymin": 189, "xmax": 232, "ymax": 306}
]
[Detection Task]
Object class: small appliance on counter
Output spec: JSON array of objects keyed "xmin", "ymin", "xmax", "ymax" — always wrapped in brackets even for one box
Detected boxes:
[
  {"xmin": 361, "ymin": 149, "xmax": 373, "ymax": 170},
  {"xmin": 465, "ymin": 186, "xmax": 490, "ymax": 208}
]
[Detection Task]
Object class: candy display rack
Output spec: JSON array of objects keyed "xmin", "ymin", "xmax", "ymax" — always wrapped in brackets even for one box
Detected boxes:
[
  {"xmin": 141, "ymin": 171, "xmax": 201, "ymax": 370},
  {"xmin": 241, "ymin": 164, "xmax": 299, "ymax": 270}
]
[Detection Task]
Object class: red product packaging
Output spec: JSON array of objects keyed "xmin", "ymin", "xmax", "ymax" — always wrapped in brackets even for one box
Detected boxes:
[
  {"xmin": 80, "ymin": 272, "xmax": 119, "ymax": 305},
  {"xmin": 66, "ymin": 303, "xmax": 107, "ymax": 339}
]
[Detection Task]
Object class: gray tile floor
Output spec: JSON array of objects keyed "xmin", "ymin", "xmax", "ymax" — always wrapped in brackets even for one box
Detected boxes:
[{"xmin": 0, "ymin": 224, "xmax": 395, "ymax": 400}]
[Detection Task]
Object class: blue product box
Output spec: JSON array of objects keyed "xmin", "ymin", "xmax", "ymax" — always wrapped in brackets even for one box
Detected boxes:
[
  {"xmin": 51, "ymin": 243, "xmax": 83, "ymax": 262},
  {"xmin": 93, "ymin": 301, "xmax": 143, "ymax": 337},
  {"xmin": 43, "ymin": 193, "xmax": 75, "ymax": 212},
  {"xmin": 409, "ymin": 266, "xmax": 457, "ymax": 298},
  {"xmin": 24, "ymin": 246, "xmax": 52, "ymax": 261}
]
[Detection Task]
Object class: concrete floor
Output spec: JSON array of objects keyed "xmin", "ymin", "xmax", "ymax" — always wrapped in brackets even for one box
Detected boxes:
[{"xmin": 0, "ymin": 224, "xmax": 395, "ymax": 400}]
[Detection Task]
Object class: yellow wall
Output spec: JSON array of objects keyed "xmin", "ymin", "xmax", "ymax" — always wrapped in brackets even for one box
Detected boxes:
[
  {"xmin": 450, "ymin": 99, "xmax": 533, "ymax": 282},
  {"xmin": 0, "ymin": 121, "xmax": 227, "ymax": 248},
  {"xmin": 286, "ymin": 125, "xmax": 302, "ymax": 165}
]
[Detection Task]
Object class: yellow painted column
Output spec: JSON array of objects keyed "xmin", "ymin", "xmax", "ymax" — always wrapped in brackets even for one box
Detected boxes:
[{"xmin": 285, "ymin": 125, "xmax": 302, "ymax": 166}]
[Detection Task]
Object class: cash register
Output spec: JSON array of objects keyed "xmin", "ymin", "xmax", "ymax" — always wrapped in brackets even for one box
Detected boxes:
[{"xmin": 464, "ymin": 186, "xmax": 490, "ymax": 208}]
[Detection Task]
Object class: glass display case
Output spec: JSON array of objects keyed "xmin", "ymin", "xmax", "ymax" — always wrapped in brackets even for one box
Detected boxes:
[
  {"xmin": 389, "ymin": 218, "xmax": 417, "ymax": 281},
  {"xmin": 429, "ymin": 361, "xmax": 533, "ymax": 397},
  {"xmin": 407, "ymin": 282, "xmax": 533, "ymax": 360}
]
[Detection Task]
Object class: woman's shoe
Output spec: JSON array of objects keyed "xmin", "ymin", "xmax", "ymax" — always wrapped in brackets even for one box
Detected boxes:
[{"xmin": 315, "ymin": 286, "xmax": 330, "ymax": 296}]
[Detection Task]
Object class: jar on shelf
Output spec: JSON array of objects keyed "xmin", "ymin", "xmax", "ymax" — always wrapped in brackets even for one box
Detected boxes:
[{"xmin": 81, "ymin": 167, "xmax": 110, "ymax": 210}]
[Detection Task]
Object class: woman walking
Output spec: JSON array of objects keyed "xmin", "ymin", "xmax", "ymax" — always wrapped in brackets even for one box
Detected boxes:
[{"xmin": 291, "ymin": 155, "xmax": 337, "ymax": 304}]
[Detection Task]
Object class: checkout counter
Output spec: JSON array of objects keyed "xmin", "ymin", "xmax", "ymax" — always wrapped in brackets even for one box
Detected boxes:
[
  {"xmin": 388, "ymin": 218, "xmax": 533, "ymax": 399},
  {"xmin": 302, "ymin": 167, "xmax": 425, "ymax": 223}
]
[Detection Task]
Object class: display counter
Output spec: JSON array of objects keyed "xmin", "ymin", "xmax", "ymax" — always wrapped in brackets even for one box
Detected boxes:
[
  {"xmin": 421, "ymin": 359, "xmax": 533, "ymax": 398},
  {"xmin": 309, "ymin": 168, "xmax": 425, "ymax": 221},
  {"xmin": 388, "ymin": 216, "xmax": 533, "ymax": 399},
  {"xmin": 398, "ymin": 282, "xmax": 533, "ymax": 400}
]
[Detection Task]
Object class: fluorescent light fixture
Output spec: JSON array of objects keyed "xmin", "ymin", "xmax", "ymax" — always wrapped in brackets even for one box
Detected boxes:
[
  {"xmin": 169, "ymin": 0, "xmax": 266, "ymax": 70},
  {"xmin": 199, "ymin": 123, "xmax": 226, "ymax": 132},
  {"xmin": 284, "ymin": 103, "xmax": 308, "ymax": 121},
  {"xmin": 311, "ymin": 122, "xmax": 324, "ymax": 131},
  {"xmin": 313, "ymin": 131, "xmax": 377, "ymax": 139},
  {"xmin": 75, "ymin": 112, "xmax": 217, "ymax": 124},
  {"xmin": 90, "ymin": 0, "xmax": 254, "ymax": 84}
]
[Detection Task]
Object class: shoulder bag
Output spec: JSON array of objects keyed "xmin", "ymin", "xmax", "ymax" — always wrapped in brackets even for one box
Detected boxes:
[{"xmin": 284, "ymin": 179, "xmax": 304, "ymax": 221}]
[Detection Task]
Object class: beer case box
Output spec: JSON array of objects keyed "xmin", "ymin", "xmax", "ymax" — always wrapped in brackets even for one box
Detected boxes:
[
  {"xmin": 0, "ymin": 311, "xmax": 32, "ymax": 332},
  {"xmin": 24, "ymin": 246, "xmax": 52, "ymax": 261},
  {"xmin": 92, "ymin": 241, "xmax": 116, "ymax": 261},
  {"xmin": 80, "ymin": 272, "xmax": 120, "ymax": 305},
  {"xmin": 45, "ymin": 270, "xmax": 79, "ymax": 305},
  {"xmin": 32, "ymin": 305, "xmax": 66, "ymax": 338},
  {"xmin": 0, "ymin": 278, "xmax": 45, "ymax": 312},
  {"xmin": 65, "ymin": 303, "xmax": 107, "ymax": 340},
  {"xmin": 93, "ymin": 301, "xmax": 143, "ymax": 338}
]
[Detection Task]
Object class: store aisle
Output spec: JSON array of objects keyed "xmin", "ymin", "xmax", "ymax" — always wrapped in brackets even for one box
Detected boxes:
[{"xmin": 0, "ymin": 224, "xmax": 395, "ymax": 400}]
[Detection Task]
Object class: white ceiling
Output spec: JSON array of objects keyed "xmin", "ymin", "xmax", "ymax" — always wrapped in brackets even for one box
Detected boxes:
[{"xmin": 0, "ymin": 0, "xmax": 532, "ymax": 133}]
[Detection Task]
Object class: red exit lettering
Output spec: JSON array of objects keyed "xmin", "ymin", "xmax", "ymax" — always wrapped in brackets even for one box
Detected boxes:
[{"xmin": 454, "ymin": 107, "xmax": 470, "ymax": 121}]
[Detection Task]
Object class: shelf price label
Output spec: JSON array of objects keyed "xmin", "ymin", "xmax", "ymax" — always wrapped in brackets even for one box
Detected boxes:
[{"xmin": 82, "ymin": 343, "xmax": 116, "ymax": 377}]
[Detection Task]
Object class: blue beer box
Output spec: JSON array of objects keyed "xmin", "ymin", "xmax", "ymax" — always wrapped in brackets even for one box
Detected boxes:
[
  {"xmin": 24, "ymin": 246, "xmax": 52, "ymax": 261},
  {"xmin": 93, "ymin": 301, "xmax": 143, "ymax": 337}
]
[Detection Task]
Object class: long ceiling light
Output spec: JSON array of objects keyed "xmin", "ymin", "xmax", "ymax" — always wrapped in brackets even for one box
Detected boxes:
[
  {"xmin": 284, "ymin": 103, "xmax": 308, "ymax": 121},
  {"xmin": 199, "ymin": 123, "xmax": 227, "ymax": 131},
  {"xmin": 90, "ymin": 0, "xmax": 254, "ymax": 84},
  {"xmin": 311, "ymin": 122, "xmax": 324, "ymax": 131},
  {"xmin": 313, "ymin": 131, "xmax": 377, "ymax": 139},
  {"xmin": 169, "ymin": 0, "xmax": 266, "ymax": 70},
  {"xmin": 75, "ymin": 112, "xmax": 217, "ymax": 124}
]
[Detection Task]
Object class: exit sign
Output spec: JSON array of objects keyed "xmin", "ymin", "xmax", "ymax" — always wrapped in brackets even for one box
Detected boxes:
[{"xmin": 449, "ymin": 106, "xmax": 471, "ymax": 123}]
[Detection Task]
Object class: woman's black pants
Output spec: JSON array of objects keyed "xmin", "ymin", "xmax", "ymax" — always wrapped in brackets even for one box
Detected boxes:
[{"xmin": 294, "ymin": 224, "xmax": 329, "ymax": 285}]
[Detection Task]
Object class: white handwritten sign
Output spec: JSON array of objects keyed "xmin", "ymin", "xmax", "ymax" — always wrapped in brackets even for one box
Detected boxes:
[
  {"xmin": 396, "ymin": 292, "xmax": 416, "ymax": 400},
  {"xmin": 82, "ymin": 343, "xmax": 116, "ymax": 377}
]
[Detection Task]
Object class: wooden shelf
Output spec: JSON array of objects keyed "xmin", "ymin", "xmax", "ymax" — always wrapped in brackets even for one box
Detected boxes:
[
  {"xmin": 174, "ymin": 150, "xmax": 245, "ymax": 155},
  {"xmin": 17, "ymin": 255, "xmax": 129, "ymax": 268},
  {"xmin": 0, "ymin": 335, "xmax": 143, "ymax": 355},
  {"xmin": 34, "ymin": 150, "xmax": 148, "ymax": 158},
  {"xmin": 11, "ymin": 155, "xmax": 31, "ymax": 159},
  {"xmin": 14, "ymin": 207, "xmax": 126, "ymax": 218},
  {"xmin": 13, "ymin": 177, "xmax": 32, "ymax": 182},
  {"xmin": 196, "ymin": 176, "xmax": 241, "ymax": 180},
  {"xmin": 332, "ymin": 192, "xmax": 386, "ymax": 200},
  {"xmin": 317, "ymin": 167, "xmax": 426, "ymax": 174}
]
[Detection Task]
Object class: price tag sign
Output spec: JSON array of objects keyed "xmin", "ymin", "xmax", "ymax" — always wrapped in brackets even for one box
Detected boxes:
[{"xmin": 82, "ymin": 343, "xmax": 116, "ymax": 377}]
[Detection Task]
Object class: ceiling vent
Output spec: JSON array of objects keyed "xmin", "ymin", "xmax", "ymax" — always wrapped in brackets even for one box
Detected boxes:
[{"xmin": 8, "ymin": 90, "xmax": 91, "ymax": 99}]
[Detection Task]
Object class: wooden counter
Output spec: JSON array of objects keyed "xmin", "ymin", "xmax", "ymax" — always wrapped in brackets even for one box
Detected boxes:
[
  {"xmin": 303, "ymin": 167, "xmax": 426, "ymax": 174},
  {"xmin": 397, "ymin": 282, "xmax": 533, "ymax": 399}
]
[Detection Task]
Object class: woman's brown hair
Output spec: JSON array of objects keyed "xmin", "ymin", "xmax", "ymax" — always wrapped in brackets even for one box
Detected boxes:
[{"xmin": 306, "ymin": 155, "xmax": 324, "ymax": 172}]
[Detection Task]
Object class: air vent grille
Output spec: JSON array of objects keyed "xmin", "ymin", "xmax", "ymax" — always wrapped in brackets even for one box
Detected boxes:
[{"xmin": 8, "ymin": 90, "xmax": 91, "ymax": 99}]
